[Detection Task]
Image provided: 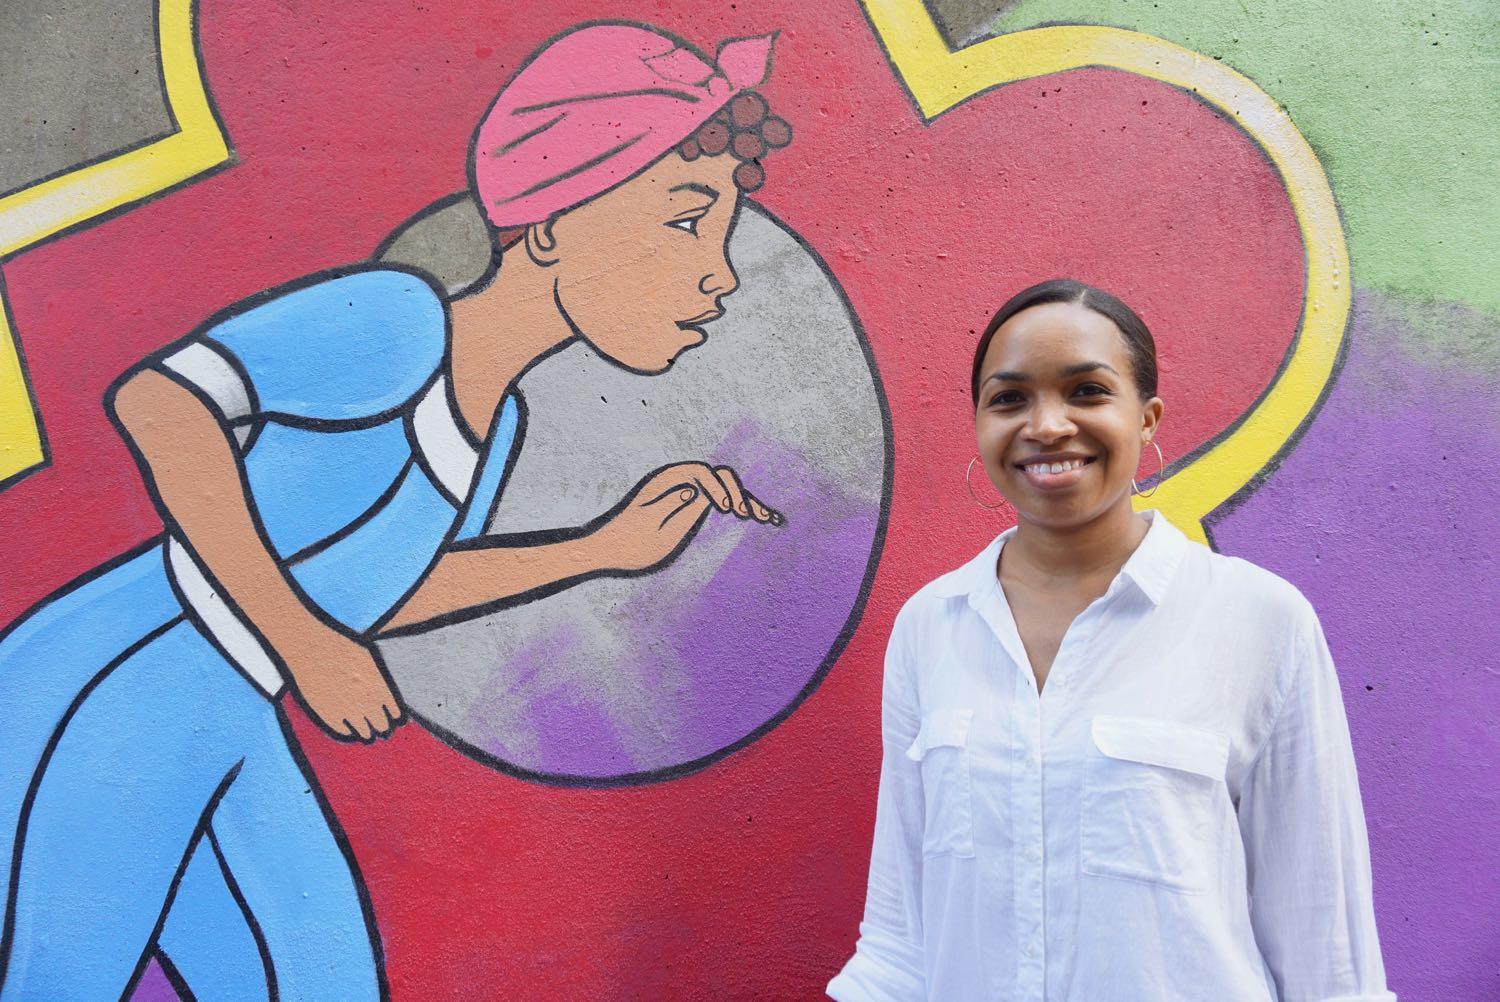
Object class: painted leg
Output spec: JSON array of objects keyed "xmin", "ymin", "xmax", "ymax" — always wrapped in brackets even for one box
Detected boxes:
[
  {"xmin": 0, "ymin": 621, "xmax": 263, "ymax": 1000},
  {"xmin": 155, "ymin": 827, "xmax": 274, "ymax": 1002},
  {"xmin": 0, "ymin": 546, "xmax": 179, "ymax": 945},
  {"xmin": 208, "ymin": 710, "xmax": 383, "ymax": 1002}
]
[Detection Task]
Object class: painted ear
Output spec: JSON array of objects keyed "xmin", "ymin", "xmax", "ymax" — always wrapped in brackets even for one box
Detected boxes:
[{"xmin": 524, "ymin": 217, "xmax": 560, "ymax": 267}]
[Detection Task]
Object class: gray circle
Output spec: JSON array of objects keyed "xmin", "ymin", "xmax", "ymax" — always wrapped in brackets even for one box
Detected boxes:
[{"xmin": 380, "ymin": 201, "xmax": 888, "ymax": 783}]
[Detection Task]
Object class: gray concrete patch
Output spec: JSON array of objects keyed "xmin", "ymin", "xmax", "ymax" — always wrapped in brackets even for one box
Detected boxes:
[
  {"xmin": 0, "ymin": 0, "xmax": 173, "ymax": 197},
  {"xmin": 379, "ymin": 202, "xmax": 887, "ymax": 781}
]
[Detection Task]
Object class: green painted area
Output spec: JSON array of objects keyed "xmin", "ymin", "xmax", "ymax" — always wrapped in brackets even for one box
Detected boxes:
[{"xmin": 985, "ymin": 1, "xmax": 1500, "ymax": 328}]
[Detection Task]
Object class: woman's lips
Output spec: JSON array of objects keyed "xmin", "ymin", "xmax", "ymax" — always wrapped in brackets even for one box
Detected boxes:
[
  {"xmin": 677, "ymin": 308, "xmax": 724, "ymax": 330},
  {"xmin": 1015, "ymin": 455, "xmax": 1097, "ymax": 491}
]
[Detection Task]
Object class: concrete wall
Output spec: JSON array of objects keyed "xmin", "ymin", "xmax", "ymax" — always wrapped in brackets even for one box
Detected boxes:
[{"xmin": 0, "ymin": 1, "xmax": 1493, "ymax": 998}]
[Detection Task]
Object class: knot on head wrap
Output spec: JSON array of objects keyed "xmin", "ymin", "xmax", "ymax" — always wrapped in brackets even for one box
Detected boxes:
[{"xmin": 472, "ymin": 25, "xmax": 776, "ymax": 229}]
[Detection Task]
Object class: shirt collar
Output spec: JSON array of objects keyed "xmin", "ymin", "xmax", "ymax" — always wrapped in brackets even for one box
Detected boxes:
[{"xmin": 931, "ymin": 508, "xmax": 1188, "ymax": 606}]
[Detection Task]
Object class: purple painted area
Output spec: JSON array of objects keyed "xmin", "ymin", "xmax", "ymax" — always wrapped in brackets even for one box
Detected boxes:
[
  {"xmin": 127, "ymin": 960, "xmax": 180, "ymax": 1002},
  {"xmin": 461, "ymin": 422, "xmax": 881, "ymax": 779},
  {"xmin": 1212, "ymin": 289, "xmax": 1500, "ymax": 1001},
  {"xmin": 664, "ymin": 433, "xmax": 878, "ymax": 761}
]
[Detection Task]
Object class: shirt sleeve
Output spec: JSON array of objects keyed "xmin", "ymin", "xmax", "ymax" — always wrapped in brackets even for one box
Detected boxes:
[
  {"xmin": 1236, "ymin": 604, "xmax": 1396, "ymax": 1002},
  {"xmin": 155, "ymin": 268, "xmax": 446, "ymax": 425},
  {"xmin": 828, "ymin": 605, "xmax": 926, "ymax": 1002}
]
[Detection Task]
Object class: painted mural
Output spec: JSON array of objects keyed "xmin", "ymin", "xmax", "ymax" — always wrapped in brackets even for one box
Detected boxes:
[{"xmin": 0, "ymin": 0, "xmax": 1493, "ymax": 999}]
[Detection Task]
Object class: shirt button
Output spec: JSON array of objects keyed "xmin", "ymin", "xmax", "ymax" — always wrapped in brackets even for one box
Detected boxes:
[
  {"xmin": 1026, "ymin": 847, "xmax": 1041, "ymax": 863},
  {"xmin": 1025, "ymin": 941, "xmax": 1039, "ymax": 958}
]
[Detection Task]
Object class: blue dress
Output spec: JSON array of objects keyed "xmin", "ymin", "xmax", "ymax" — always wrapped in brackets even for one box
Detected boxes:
[{"xmin": 0, "ymin": 268, "xmax": 521, "ymax": 1001}]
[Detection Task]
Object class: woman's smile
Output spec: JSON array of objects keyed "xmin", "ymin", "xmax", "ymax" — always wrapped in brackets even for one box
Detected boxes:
[{"xmin": 1014, "ymin": 454, "xmax": 1098, "ymax": 491}]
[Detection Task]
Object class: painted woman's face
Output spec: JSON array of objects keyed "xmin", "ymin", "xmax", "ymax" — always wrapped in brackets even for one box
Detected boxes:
[
  {"xmin": 974, "ymin": 301, "xmax": 1163, "ymax": 527},
  {"xmin": 546, "ymin": 151, "xmax": 742, "ymax": 374}
]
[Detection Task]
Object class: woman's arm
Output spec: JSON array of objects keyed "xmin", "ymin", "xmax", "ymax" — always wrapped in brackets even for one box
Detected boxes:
[
  {"xmin": 1235, "ymin": 607, "xmax": 1395, "ymax": 1001},
  {"xmin": 378, "ymin": 532, "xmax": 614, "ymax": 633},
  {"xmin": 827, "ymin": 606, "xmax": 926, "ymax": 1002},
  {"xmin": 109, "ymin": 367, "xmax": 403, "ymax": 741},
  {"xmin": 380, "ymin": 461, "xmax": 778, "ymax": 635}
]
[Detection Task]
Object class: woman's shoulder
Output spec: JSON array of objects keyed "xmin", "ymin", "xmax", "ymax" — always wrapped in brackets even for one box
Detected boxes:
[
  {"xmin": 206, "ymin": 265, "xmax": 446, "ymax": 348},
  {"xmin": 1186, "ymin": 541, "xmax": 1321, "ymax": 632},
  {"xmin": 886, "ymin": 543, "xmax": 997, "ymax": 636}
]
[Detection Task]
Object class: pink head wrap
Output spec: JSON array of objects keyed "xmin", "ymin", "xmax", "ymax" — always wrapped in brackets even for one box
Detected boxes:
[{"xmin": 472, "ymin": 24, "xmax": 775, "ymax": 229}]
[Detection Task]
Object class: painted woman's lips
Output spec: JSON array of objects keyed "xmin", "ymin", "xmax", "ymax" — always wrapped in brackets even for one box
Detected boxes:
[{"xmin": 676, "ymin": 308, "xmax": 724, "ymax": 329}]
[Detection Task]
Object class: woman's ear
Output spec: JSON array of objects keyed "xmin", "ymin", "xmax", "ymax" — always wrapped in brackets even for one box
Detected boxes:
[
  {"xmin": 1142, "ymin": 396, "xmax": 1165, "ymax": 442},
  {"xmin": 524, "ymin": 217, "xmax": 561, "ymax": 267}
]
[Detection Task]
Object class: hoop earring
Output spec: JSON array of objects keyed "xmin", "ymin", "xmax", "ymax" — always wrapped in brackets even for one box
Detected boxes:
[
  {"xmin": 966, "ymin": 456, "xmax": 1009, "ymax": 511},
  {"xmin": 1132, "ymin": 440, "xmax": 1166, "ymax": 499}
]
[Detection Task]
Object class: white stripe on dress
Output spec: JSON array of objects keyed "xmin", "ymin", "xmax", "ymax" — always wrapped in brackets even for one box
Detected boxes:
[
  {"xmin": 165, "ymin": 537, "xmax": 286, "ymax": 698},
  {"xmin": 410, "ymin": 375, "xmax": 478, "ymax": 502},
  {"xmin": 159, "ymin": 340, "xmax": 253, "ymax": 447}
]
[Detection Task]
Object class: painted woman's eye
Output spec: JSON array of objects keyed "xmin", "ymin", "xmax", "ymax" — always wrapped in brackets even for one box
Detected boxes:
[{"xmin": 667, "ymin": 216, "xmax": 701, "ymax": 235}]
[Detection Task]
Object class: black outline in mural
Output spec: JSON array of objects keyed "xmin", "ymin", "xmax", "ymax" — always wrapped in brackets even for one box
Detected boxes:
[
  {"xmin": 854, "ymin": 9, "xmax": 1355, "ymax": 557},
  {"xmin": 152, "ymin": 949, "xmax": 199, "ymax": 1002},
  {"xmin": 199, "ymin": 824, "xmax": 280, "ymax": 1000}
]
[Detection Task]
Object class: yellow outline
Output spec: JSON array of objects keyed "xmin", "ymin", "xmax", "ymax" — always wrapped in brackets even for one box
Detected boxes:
[
  {"xmin": 0, "ymin": 0, "xmax": 230, "ymax": 485},
  {"xmin": 863, "ymin": 0, "xmax": 1350, "ymax": 544}
]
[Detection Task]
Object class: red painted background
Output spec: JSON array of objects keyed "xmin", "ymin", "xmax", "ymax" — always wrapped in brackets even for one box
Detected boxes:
[{"xmin": 0, "ymin": 1, "xmax": 1302, "ymax": 996}]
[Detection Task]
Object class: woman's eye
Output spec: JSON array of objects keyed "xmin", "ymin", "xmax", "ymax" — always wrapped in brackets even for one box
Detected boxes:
[
  {"xmin": 988, "ymin": 391, "xmax": 1023, "ymax": 407},
  {"xmin": 667, "ymin": 216, "xmax": 701, "ymax": 235},
  {"xmin": 1074, "ymin": 383, "xmax": 1109, "ymax": 397}
]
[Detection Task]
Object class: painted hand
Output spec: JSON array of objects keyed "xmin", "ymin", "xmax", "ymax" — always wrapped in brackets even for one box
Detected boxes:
[
  {"xmin": 282, "ymin": 626, "xmax": 406, "ymax": 742},
  {"xmin": 599, "ymin": 462, "xmax": 782, "ymax": 574}
]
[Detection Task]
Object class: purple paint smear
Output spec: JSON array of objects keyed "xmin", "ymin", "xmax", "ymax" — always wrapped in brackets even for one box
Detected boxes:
[
  {"xmin": 1212, "ymin": 289, "xmax": 1500, "ymax": 1001},
  {"xmin": 462, "ymin": 419, "xmax": 880, "ymax": 779},
  {"xmin": 665, "ymin": 425, "xmax": 878, "ymax": 759},
  {"xmin": 127, "ymin": 960, "xmax": 180, "ymax": 1002}
]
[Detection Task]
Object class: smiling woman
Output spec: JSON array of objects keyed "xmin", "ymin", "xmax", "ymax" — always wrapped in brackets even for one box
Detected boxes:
[
  {"xmin": 830, "ymin": 279, "xmax": 1394, "ymax": 1001},
  {"xmin": 971, "ymin": 279, "xmax": 1162, "ymax": 526}
]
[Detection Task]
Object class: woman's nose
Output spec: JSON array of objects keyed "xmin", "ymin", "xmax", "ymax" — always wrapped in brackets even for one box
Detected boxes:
[
  {"xmin": 1026, "ymin": 397, "xmax": 1077, "ymax": 440},
  {"xmin": 700, "ymin": 257, "xmax": 739, "ymax": 297}
]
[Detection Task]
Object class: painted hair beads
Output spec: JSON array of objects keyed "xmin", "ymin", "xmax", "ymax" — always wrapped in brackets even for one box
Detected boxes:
[{"xmin": 678, "ymin": 91, "xmax": 795, "ymax": 193}]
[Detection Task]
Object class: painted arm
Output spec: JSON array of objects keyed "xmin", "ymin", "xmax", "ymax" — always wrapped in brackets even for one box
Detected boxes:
[
  {"xmin": 108, "ymin": 366, "xmax": 403, "ymax": 742},
  {"xmin": 379, "ymin": 462, "xmax": 780, "ymax": 635}
]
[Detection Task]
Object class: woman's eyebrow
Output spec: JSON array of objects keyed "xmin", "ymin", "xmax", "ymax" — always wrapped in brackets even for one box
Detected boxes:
[
  {"xmin": 668, "ymin": 182, "xmax": 720, "ymax": 205},
  {"xmin": 983, "ymin": 360, "xmax": 1120, "ymax": 386},
  {"xmin": 1060, "ymin": 361, "xmax": 1120, "ymax": 378}
]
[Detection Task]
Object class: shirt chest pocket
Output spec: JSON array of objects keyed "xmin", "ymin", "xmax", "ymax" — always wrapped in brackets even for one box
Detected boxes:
[
  {"xmin": 1080, "ymin": 715, "xmax": 1229, "ymax": 894},
  {"xmin": 906, "ymin": 708, "xmax": 976, "ymax": 859}
]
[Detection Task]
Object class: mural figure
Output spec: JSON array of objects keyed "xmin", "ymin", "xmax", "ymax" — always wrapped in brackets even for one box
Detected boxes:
[{"xmin": 0, "ymin": 23, "xmax": 790, "ymax": 999}]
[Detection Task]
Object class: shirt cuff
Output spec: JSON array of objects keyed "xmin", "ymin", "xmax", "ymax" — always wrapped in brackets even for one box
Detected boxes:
[{"xmin": 826, "ymin": 950, "xmax": 923, "ymax": 1002}]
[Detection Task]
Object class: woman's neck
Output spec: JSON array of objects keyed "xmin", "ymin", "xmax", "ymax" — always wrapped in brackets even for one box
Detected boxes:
[
  {"xmin": 1001, "ymin": 500, "xmax": 1150, "ymax": 589},
  {"xmin": 446, "ymin": 259, "xmax": 576, "ymax": 441}
]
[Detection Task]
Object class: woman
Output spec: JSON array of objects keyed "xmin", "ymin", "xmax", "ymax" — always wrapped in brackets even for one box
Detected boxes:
[
  {"xmin": 1, "ymin": 23, "xmax": 788, "ymax": 1000},
  {"xmin": 829, "ymin": 281, "xmax": 1394, "ymax": 1001}
]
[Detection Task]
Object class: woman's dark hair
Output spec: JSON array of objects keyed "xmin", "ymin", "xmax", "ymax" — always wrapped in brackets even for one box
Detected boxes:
[{"xmin": 970, "ymin": 279, "xmax": 1158, "ymax": 406}]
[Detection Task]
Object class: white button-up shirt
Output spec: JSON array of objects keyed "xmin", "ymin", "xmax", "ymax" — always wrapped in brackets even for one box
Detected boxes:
[{"xmin": 828, "ymin": 510, "xmax": 1394, "ymax": 1002}]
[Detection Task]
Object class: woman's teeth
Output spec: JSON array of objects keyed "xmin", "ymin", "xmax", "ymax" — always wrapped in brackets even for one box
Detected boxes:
[{"xmin": 1025, "ymin": 459, "xmax": 1088, "ymax": 473}]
